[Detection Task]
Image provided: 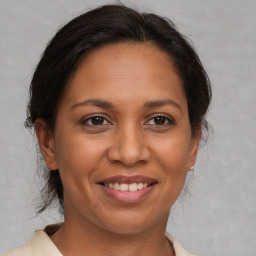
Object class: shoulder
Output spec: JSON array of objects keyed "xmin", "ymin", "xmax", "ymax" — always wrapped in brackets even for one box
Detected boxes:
[
  {"xmin": 165, "ymin": 233, "xmax": 196, "ymax": 256},
  {"xmin": 1, "ymin": 228, "xmax": 62, "ymax": 256},
  {"xmin": 1, "ymin": 242, "xmax": 32, "ymax": 256}
]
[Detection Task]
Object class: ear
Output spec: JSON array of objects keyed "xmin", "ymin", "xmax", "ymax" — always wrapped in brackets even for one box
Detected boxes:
[
  {"xmin": 34, "ymin": 119, "xmax": 58, "ymax": 170},
  {"xmin": 188, "ymin": 124, "xmax": 202, "ymax": 170}
]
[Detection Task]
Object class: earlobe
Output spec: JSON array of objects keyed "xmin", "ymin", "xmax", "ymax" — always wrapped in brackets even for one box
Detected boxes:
[{"xmin": 34, "ymin": 119, "xmax": 58, "ymax": 171}]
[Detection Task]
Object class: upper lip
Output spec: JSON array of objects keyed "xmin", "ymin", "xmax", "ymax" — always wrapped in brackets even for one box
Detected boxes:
[{"xmin": 97, "ymin": 175, "xmax": 158, "ymax": 185}]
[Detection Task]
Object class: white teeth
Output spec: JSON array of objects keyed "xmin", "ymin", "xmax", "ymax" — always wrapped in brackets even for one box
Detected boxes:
[
  {"xmin": 137, "ymin": 183, "xmax": 144, "ymax": 190},
  {"xmin": 129, "ymin": 183, "xmax": 137, "ymax": 192},
  {"xmin": 114, "ymin": 183, "xmax": 120, "ymax": 190},
  {"xmin": 120, "ymin": 183, "xmax": 129, "ymax": 191},
  {"xmin": 105, "ymin": 182, "xmax": 150, "ymax": 191}
]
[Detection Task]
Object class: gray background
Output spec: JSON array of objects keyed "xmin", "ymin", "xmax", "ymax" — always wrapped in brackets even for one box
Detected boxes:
[{"xmin": 0, "ymin": 0, "xmax": 255, "ymax": 255}]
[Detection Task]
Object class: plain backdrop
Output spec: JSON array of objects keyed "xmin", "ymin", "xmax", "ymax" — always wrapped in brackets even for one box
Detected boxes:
[{"xmin": 0, "ymin": 0, "xmax": 255, "ymax": 255}]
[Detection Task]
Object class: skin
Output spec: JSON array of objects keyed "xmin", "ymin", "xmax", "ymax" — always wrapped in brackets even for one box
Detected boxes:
[{"xmin": 35, "ymin": 42, "xmax": 201, "ymax": 256}]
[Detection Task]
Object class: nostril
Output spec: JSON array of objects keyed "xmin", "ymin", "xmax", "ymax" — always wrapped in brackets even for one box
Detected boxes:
[{"xmin": 106, "ymin": 134, "xmax": 151, "ymax": 167}]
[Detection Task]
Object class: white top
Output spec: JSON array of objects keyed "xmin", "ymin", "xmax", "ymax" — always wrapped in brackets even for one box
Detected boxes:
[{"xmin": 2, "ymin": 224, "xmax": 195, "ymax": 256}]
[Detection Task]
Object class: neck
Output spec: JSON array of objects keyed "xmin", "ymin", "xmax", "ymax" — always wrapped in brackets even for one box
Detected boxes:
[{"xmin": 50, "ymin": 213, "xmax": 174, "ymax": 256}]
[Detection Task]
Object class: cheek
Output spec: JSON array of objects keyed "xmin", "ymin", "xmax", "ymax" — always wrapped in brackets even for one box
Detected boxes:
[
  {"xmin": 154, "ymin": 133, "xmax": 192, "ymax": 173},
  {"xmin": 54, "ymin": 133, "xmax": 107, "ymax": 179},
  {"xmin": 54, "ymin": 135, "xmax": 109, "ymax": 210},
  {"xmin": 153, "ymin": 132, "xmax": 192, "ymax": 203}
]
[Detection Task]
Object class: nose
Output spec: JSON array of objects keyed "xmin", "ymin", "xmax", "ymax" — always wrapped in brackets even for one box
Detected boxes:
[{"xmin": 107, "ymin": 124, "xmax": 151, "ymax": 167}]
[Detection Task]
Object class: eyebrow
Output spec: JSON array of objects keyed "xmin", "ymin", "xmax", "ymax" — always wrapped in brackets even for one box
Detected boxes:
[
  {"xmin": 143, "ymin": 99, "xmax": 182, "ymax": 111},
  {"xmin": 71, "ymin": 99, "xmax": 115, "ymax": 110},
  {"xmin": 71, "ymin": 98, "xmax": 182, "ymax": 111}
]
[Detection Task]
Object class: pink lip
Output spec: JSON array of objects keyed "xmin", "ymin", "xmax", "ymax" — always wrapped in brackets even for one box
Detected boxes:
[
  {"xmin": 99, "ymin": 185, "xmax": 155, "ymax": 203},
  {"xmin": 97, "ymin": 175, "xmax": 157, "ymax": 203}
]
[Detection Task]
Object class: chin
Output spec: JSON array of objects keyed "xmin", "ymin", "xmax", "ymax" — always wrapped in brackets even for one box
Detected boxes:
[{"xmin": 94, "ymin": 209, "xmax": 169, "ymax": 235}]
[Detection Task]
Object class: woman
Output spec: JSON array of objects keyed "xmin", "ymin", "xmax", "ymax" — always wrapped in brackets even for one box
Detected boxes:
[{"xmin": 3, "ymin": 4, "xmax": 211, "ymax": 256}]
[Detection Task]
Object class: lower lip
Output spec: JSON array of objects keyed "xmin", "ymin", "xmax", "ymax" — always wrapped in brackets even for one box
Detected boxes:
[{"xmin": 99, "ymin": 185, "xmax": 155, "ymax": 203}]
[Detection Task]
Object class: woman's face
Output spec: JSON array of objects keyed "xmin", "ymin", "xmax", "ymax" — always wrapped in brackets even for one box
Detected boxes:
[{"xmin": 37, "ymin": 42, "xmax": 200, "ymax": 234}]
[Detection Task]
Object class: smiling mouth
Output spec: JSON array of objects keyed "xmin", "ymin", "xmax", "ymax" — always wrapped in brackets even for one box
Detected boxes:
[
  {"xmin": 97, "ymin": 175, "xmax": 157, "ymax": 192},
  {"xmin": 99, "ymin": 182, "xmax": 155, "ymax": 192},
  {"xmin": 97, "ymin": 176, "xmax": 157, "ymax": 203}
]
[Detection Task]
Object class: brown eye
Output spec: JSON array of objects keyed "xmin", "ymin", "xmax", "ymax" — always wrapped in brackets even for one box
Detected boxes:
[
  {"xmin": 82, "ymin": 115, "xmax": 110, "ymax": 126},
  {"xmin": 154, "ymin": 116, "xmax": 167, "ymax": 125},
  {"xmin": 91, "ymin": 116, "xmax": 105, "ymax": 125},
  {"xmin": 146, "ymin": 114, "xmax": 175, "ymax": 127}
]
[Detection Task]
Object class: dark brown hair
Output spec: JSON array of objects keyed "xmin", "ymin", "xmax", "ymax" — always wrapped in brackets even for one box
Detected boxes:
[{"xmin": 25, "ymin": 4, "xmax": 211, "ymax": 213}]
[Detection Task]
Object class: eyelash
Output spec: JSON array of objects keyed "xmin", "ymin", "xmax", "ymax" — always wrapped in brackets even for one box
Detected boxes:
[
  {"xmin": 80, "ymin": 113, "xmax": 175, "ymax": 127},
  {"xmin": 80, "ymin": 114, "xmax": 111, "ymax": 126},
  {"xmin": 145, "ymin": 114, "xmax": 176, "ymax": 126}
]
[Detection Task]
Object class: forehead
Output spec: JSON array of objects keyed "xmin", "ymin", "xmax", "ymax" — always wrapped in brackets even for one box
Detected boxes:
[
  {"xmin": 62, "ymin": 42, "xmax": 186, "ymax": 108},
  {"xmin": 76, "ymin": 42, "xmax": 179, "ymax": 81}
]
